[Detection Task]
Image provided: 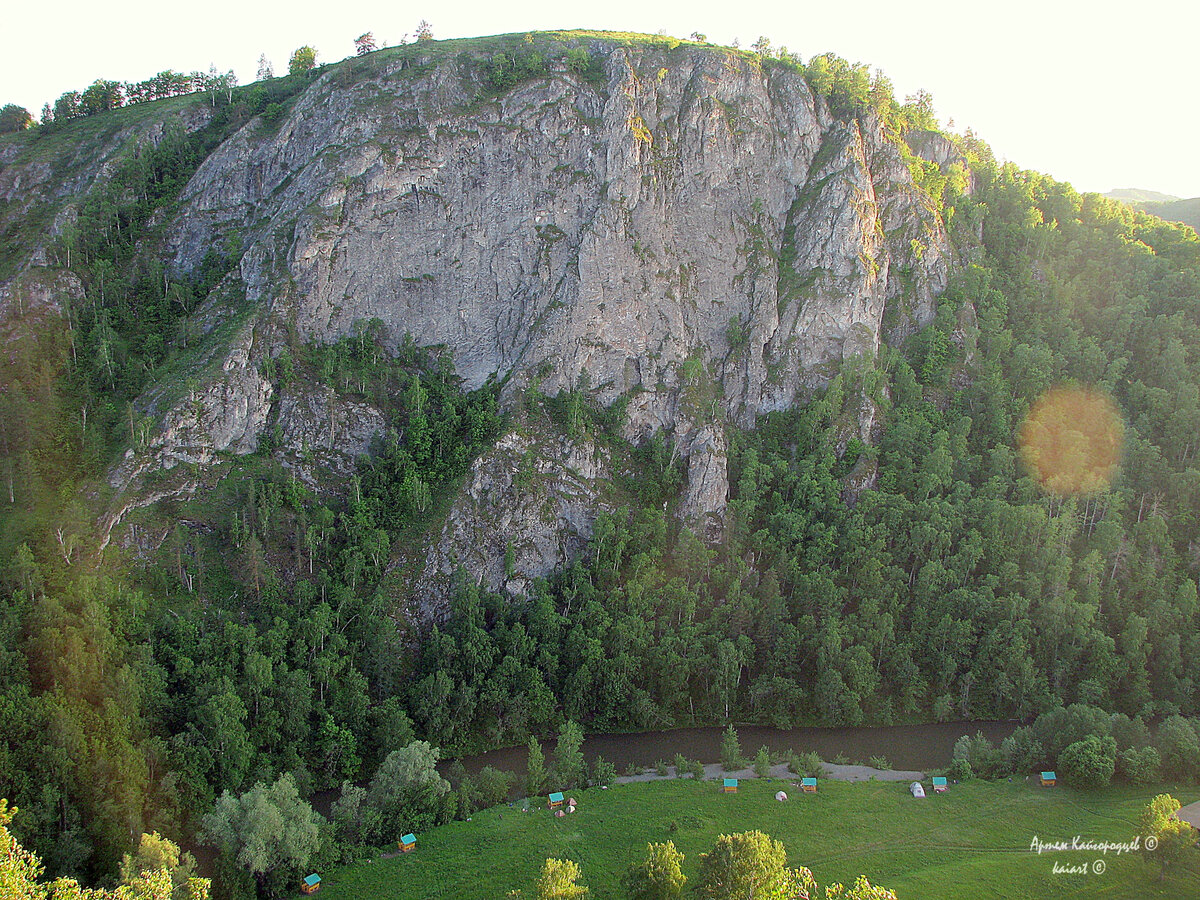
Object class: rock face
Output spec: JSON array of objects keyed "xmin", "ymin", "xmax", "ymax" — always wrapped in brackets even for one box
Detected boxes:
[
  {"xmin": 60, "ymin": 37, "xmax": 956, "ymax": 609},
  {"xmin": 408, "ymin": 428, "xmax": 611, "ymax": 611}
]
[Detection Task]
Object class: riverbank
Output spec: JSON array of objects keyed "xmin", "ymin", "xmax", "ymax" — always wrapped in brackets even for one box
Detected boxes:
[
  {"xmin": 315, "ymin": 777, "xmax": 1200, "ymax": 899},
  {"xmin": 614, "ymin": 761, "xmax": 925, "ymax": 784}
]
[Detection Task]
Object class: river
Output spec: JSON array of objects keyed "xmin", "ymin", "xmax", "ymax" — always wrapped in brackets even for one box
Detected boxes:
[{"xmin": 446, "ymin": 720, "xmax": 1018, "ymax": 779}]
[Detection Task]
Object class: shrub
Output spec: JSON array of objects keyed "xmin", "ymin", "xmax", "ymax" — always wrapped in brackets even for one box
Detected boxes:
[
  {"xmin": 786, "ymin": 750, "xmax": 824, "ymax": 778},
  {"xmin": 720, "ymin": 725, "xmax": 744, "ymax": 771},
  {"xmin": 1000, "ymin": 727, "xmax": 1044, "ymax": 776},
  {"xmin": 689, "ymin": 759, "xmax": 706, "ymax": 780},
  {"xmin": 868, "ymin": 756, "xmax": 890, "ymax": 771},
  {"xmin": 1031, "ymin": 704, "xmax": 1111, "ymax": 762},
  {"xmin": 476, "ymin": 766, "xmax": 514, "ymax": 807},
  {"xmin": 592, "ymin": 755, "xmax": 617, "ymax": 787},
  {"xmin": 1118, "ymin": 746, "xmax": 1161, "ymax": 785},
  {"xmin": 673, "ymin": 753, "xmax": 688, "ymax": 777},
  {"xmin": 1058, "ymin": 735, "xmax": 1117, "ymax": 789},
  {"xmin": 754, "ymin": 746, "xmax": 772, "ymax": 778},
  {"xmin": 1155, "ymin": 716, "xmax": 1200, "ymax": 781},
  {"xmin": 952, "ymin": 732, "xmax": 1003, "ymax": 778},
  {"xmin": 655, "ymin": 760, "xmax": 669, "ymax": 777},
  {"xmin": 948, "ymin": 758, "xmax": 973, "ymax": 781}
]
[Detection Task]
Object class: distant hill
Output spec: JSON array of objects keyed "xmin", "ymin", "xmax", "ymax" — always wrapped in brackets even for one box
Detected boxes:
[
  {"xmin": 1105, "ymin": 187, "xmax": 1179, "ymax": 204},
  {"xmin": 1105, "ymin": 189, "xmax": 1200, "ymax": 231},
  {"xmin": 1142, "ymin": 197, "xmax": 1200, "ymax": 231}
]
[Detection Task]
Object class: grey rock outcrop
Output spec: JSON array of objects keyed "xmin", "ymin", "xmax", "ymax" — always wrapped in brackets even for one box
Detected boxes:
[
  {"xmin": 407, "ymin": 427, "xmax": 611, "ymax": 610},
  {"xmin": 86, "ymin": 37, "xmax": 958, "ymax": 605}
]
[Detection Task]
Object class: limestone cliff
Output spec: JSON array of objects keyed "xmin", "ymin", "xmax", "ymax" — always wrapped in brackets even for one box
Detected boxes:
[{"xmin": 0, "ymin": 34, "xmax": 964, "ymax": 612}]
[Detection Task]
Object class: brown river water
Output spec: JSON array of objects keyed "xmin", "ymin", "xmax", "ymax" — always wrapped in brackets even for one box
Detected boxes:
[{"xmin": 446, "ymin": 720, "xmax": 1019, "ymax": 779}]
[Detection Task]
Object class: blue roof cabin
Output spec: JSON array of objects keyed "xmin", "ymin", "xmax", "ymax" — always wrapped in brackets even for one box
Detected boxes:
[
  {"xmin": 932, "ymin": 776, "xmax": 948, "ymax": 792},
  {"xmin": 723, "ymin": 778, "xmax": 738, "ymax": 793},
  {"xmin": 400, "ymin": 833, "xmax": 416, "ymax": 852},
  {"xmin": 1040, "ymin": 771, "xmax": 1056, "ymax": 786},
  {"xmin": 801, "ymin": 777, "xmax": 817, "ymax": 792},
  {"xmin": 548, "ymin": 791, "xmax": 565, "ymax": 808},
  {"xmin": 301, "ymin": 874, "xmax": 321, "ymax": 894}
]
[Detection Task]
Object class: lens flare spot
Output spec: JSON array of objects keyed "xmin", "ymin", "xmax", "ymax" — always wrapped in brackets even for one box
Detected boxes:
[{"xmin": 1018, "ymin": 387, "xmax": 1124, "ymax": 495}]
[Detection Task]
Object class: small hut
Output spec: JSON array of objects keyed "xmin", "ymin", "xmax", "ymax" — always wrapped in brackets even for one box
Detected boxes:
[
  {"xmin": 399, "ymin": 833, "xmax": 416, "ymax": 853},
  {"xmin": 910, "ymin": 781, "xmax": 926, "ymax": 798},
  {"xmin": 932, "ymin": 776, "xmax": 948, "ymax": 793},
  {"xmin": 801, "ymin": 777, "xmax": 817, "ymax": 793},
  {"xmin": 548, "ymin": 792, "xmax": 564, "ymax": 809},
  {"xmin": 723, "ymin": 778, "xmax": 738, "ymax": 793},
  {"xmin": 301, "ymin": 874, "xmax": 321, "ymax": 894},
  {"xmin": 1040, "ymin": 771, "xmax": 1056, "ymax": 787}
]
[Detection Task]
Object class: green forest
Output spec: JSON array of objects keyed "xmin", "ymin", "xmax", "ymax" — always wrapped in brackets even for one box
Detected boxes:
[{"xmin": 1, "ymin": 29, "xmax": 1199, "ymax": 900}]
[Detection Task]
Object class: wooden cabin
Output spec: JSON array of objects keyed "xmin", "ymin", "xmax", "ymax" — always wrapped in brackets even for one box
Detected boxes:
[
  {"xmin": 548, "ymin": 791, "xmax": 564, "ymax": 809},
  {"xmin": 932, "ymin": 776, "xmax": 948, "ymax": 793},
  {"xmin": 723, "ymin": 778, "xmax": 738, "ymax": 793},
  {"xmin": 399, "ymin": 833, "xmax": 416, "ymax": 853},
  {"xmin": 801, "ymin": 777, "xmax": 817, "ymax": 793},
  {"xmin": 1040, "ymin": 771, "xmax": 1056, "ymax": 786},
  {"xmin": 301, "ymin": 874, "xmax": 321, "ymax": 894}
]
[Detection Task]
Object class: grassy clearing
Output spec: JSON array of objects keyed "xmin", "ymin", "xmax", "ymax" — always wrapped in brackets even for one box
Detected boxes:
[{"xmin": 316, "ymin": 777, "xmax": 1200, "ymax": 899}]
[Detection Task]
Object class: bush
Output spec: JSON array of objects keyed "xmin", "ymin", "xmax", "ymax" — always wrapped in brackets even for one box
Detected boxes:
[
  {"xmin": 1155, "ymin": 716, "xmax": 1200, "ymax": 781},
  {"xmin": 1058, "ymin": 735, "xmax": 1117, "ymax": 789},
  {"xmin": 1110, "ymin": 713, "xmax": 1151, "ymax": 751},
  {"xmin": 673, "ymin": 753, "xmax": 688, "ymax": 777},
  {"xmin": 868, "ymin": 755, "xmax": 890, "ymax": 771},
  {"xmin": 948, "ymin": 758, "xmax": 973, "ymax": 781},
  {"xmin": 689, "ymin": 759, "xmax": 706, "ymax": 780},
  {"xmin": 720, "ymin": 725, "xmax": 744, "ymax": 771},
  {"xmin": 476, "ymin": 766, "xmax": 514, "ymax": 807},
  {"xmin": 1000, "ymin": 727, "xmax": 1044, "ymax": 776},
  {"xmin": 1031, "ymin": 704, "xmax": 1112, "ymax": 762},
  {"xmin": 786, "ymin": 750, "xmax": 823, "ymax": 778},
  {"xmin": 592, "ymin": 755, "xmax": 617, "ymax": 787},
  {"xmin": 655, "ymin": 760, "xmax": 669, "ymax": 777},
  {"xmin": 754, "ymin": 747, "xmax": 771, "ymax": 778},
  {"xmin": 952, "ymin": 732, "xmax": 1003, "ymax": 778},
  {"xmin": 1118, "ymin": 746, "xmax": 1161, "ymax": 785}
]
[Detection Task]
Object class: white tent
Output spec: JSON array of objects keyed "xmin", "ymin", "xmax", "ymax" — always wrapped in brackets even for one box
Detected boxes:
[
  {"xmin": 775, "ymin": 791, "xmax": 788, "ymax": 802},
  {"xmin": 910, "ymin": 781, "xmax": 926, "ymax": 798}
]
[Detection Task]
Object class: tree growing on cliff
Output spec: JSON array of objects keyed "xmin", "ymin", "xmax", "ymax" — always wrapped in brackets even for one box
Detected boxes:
[
  {"xmin": 355, "ymin": 33, "xmax": 377, "ymax": 55},
  {"xmin": 0, "ymin": 104, "xmax": 32, "ymax": 132},
  {"xmin": 288, "ymin": 46, "xmax": 318, "ymax": 75}
]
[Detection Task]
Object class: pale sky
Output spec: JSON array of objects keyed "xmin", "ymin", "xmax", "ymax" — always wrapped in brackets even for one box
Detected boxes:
[{"xmin": 3, "ymin": 1, "xmax": 1198, "ymax": 198}]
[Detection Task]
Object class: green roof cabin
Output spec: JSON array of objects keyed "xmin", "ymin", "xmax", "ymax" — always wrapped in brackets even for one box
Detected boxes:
[
  {"xmin": 548, "ymin": 792, "xmax": 564, "ymax": 809},
  {"xmin": 723, "ymin": 778, "xmax": 738, "ymax": 793},
  {"xmin": 301, "ymin": 874, "xmax": 321, "ymax": 894},
  {"xmin": 801, "ymin": 777, "xmax": 817, "ymax": 792},
  {"xmin": 932, "ymin": 776, "xmax": 948, "ymax": 792},
  {"xmin": 400, "ymin": 833, "xmax": 416, "ymax": 852},
  {"xmin": 1040, "ymin": 771, "xmax": 1056, "ymax": 786}
]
